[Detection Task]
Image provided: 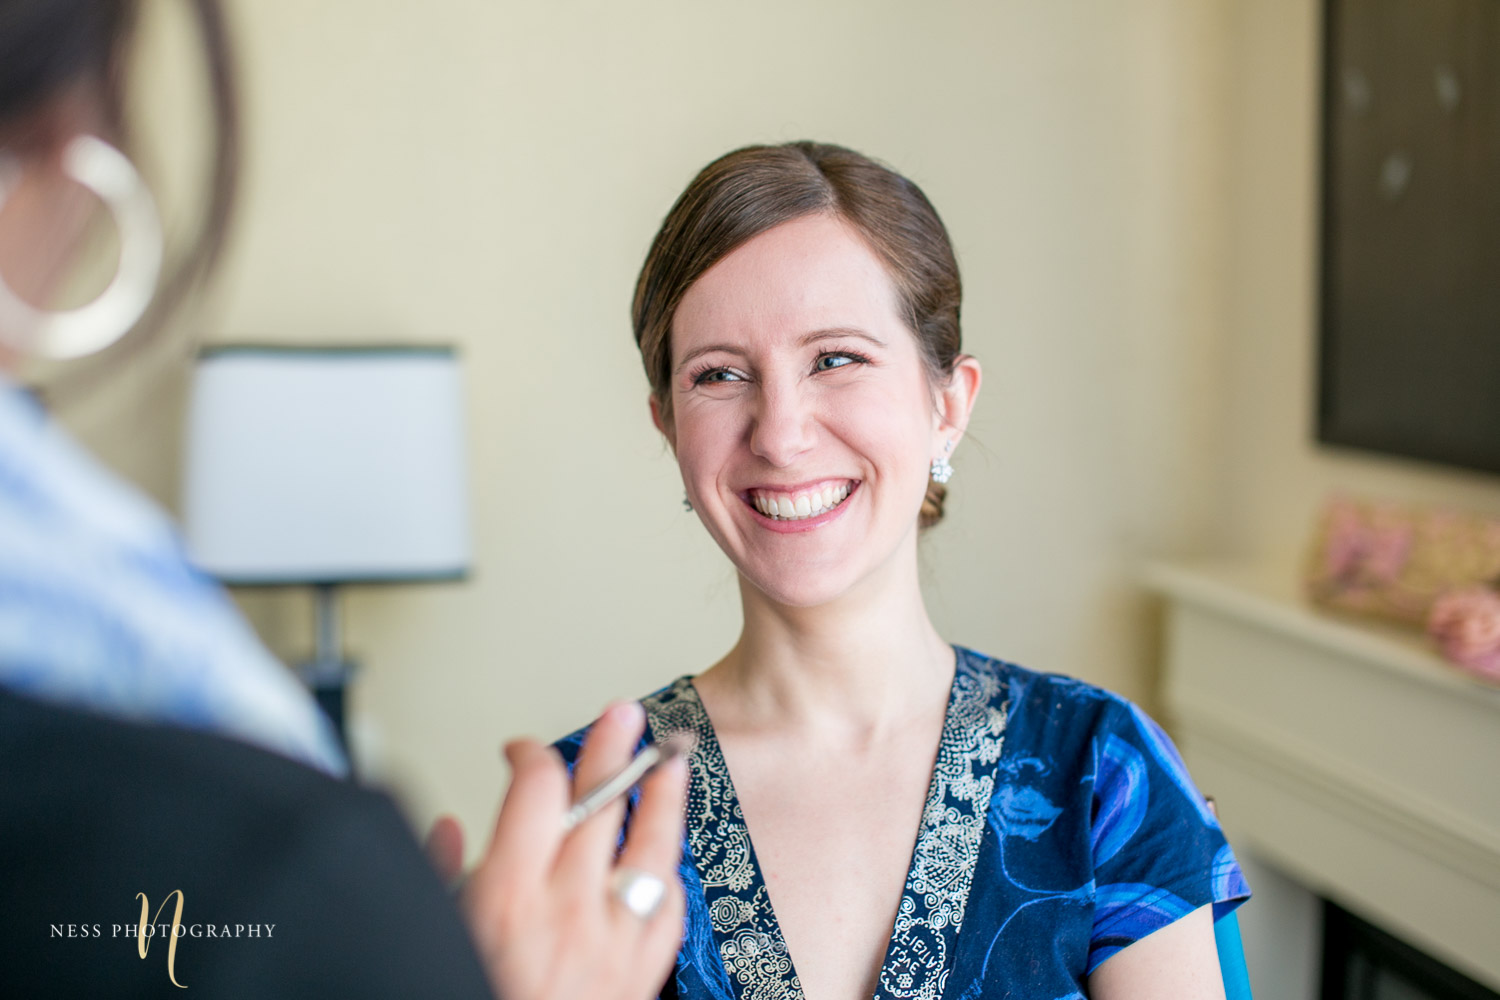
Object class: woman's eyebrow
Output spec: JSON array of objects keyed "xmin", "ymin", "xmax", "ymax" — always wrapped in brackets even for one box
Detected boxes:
[
  {"xmin": 674, "ymin": 328, "xmax": 888, "ymax": 375},
  {"xmin": 800, "ymin": 327, "xmax": 887, "ymax": 349}
]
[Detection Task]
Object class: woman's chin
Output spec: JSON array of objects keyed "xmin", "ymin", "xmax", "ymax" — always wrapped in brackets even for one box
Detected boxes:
[
  {"xmin": 727, "ymin": 525, "xmax": 920, "ymax": 612},
  {"xmin": 738, "ymin": 566, "xmax": 863, "ymax": 611}
]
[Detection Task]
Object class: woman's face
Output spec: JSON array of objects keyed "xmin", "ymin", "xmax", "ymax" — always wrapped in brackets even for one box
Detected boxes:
[{"xmin": 656, "ymin": 212, "xmax": 972, "ymax": 609}]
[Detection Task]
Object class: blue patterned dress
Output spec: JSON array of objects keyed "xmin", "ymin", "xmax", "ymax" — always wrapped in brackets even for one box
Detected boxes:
[{"xmin": 556, "ymin": 646, "xmax": 1250, "ymax": 1000}]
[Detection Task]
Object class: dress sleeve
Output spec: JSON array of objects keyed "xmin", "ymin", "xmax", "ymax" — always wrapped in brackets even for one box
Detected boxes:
[{"xmin": 1085, "ymin": 696, "xmax": 1251, "ymax": 973}]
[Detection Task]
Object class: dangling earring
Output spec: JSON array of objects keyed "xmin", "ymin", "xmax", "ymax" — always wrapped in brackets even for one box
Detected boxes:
[
  {"xmin": 0, "ymin": 135, "xmax": 163, "ymax": 360},
  {"xmin": 682, "ymin": 493, "xmax": 694, "ymax": 512},
  {"xmin": 930, "ymin": 440, "xmax": 955, "ymax": 484}
]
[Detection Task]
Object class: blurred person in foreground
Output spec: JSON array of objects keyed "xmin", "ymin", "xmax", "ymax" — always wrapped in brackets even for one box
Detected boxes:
[{"xmin": 0, "ymin": 2, "xmax": 684, "ymax": 997}]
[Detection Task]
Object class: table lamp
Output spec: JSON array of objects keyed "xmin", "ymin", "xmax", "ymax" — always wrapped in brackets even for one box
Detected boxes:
[{"xmin": 182, "ymin": 345, "xmax": 471, "ymax": 750}]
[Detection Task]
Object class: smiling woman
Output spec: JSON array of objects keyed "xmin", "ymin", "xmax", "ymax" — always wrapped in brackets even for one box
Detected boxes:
[
  {"xmin": 634, "ymin": 143, "xmax": 966, "ymax": 533},
  {"xmin": 656, "ymin": 211, "xmax": 972, "ymax": 611},
  {"xmin": 555, "ymin": 142, "xmax": 1250, "ymax": 1000}
]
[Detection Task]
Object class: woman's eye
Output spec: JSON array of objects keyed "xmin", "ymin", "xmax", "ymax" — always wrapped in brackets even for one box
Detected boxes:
[
  {"xmin": 814, "ymin": 353, "xmax": 859, "ymax": 372},
  {"xmin": 695, "ymin": 368, "xmax": 744, "ymax": 385}
]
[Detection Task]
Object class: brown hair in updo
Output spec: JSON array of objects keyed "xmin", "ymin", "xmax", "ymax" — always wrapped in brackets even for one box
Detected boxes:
[{"xmin": 631, "ymin": 141, "xmax": 964, "ymax": 528}]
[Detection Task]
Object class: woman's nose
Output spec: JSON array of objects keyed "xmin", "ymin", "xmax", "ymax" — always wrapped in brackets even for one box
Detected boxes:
[{"xmin": 749, "ymin": 381, "xmax": 816, "ymax": 467}]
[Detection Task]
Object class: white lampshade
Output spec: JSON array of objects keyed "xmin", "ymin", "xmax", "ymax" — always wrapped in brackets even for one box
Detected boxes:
[{"xmin": 182, "ymin": 346, "xmax": 471, "ymax": 584}]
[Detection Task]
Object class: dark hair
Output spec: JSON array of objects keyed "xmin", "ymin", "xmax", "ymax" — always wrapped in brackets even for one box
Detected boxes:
[
  {"xmin": 632, "ymin": 141, "xmax": 964, "ymax": 527},
  {"xmin": 0, "ymin": 0, "xmax": 238, "ymax": 364}
]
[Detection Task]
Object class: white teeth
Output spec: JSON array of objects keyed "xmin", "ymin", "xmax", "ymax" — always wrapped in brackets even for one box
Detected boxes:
[{"xmin": 749, "ymin": 482, "xmax": 855, "ymax": 521}]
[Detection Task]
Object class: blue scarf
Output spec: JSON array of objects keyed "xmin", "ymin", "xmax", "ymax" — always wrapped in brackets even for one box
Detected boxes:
[{"xmin": 0, "ymin": 376, "xmax": 346, "ymax": 776}]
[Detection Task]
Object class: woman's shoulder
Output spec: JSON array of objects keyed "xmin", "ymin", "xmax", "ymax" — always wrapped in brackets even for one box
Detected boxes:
[
  {"xmin": 954, "ymin": 645, "xmax": 1157, "ymax": 752},
  {"xmin": 959, "ymin": 645, "xmax": 1224, "ymax": 833},
  {"xmin": 956, "ymin": 645, "xmax": 1135, "ymax": 713}
]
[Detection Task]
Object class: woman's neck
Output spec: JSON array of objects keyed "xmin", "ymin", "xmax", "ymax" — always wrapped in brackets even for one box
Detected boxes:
[{"xmin": 697, "ymin": 540, "xmax": 955, "ymax": 744}]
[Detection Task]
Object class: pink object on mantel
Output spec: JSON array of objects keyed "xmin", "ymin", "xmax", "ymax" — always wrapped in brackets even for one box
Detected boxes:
[
  {"xmin": 1306, "ymin": 496, "xmax": 1500, "ymax": 626},
  {"xmin": 1427, "ymin": 587, "xmax": 1500, "ymax": 682}
]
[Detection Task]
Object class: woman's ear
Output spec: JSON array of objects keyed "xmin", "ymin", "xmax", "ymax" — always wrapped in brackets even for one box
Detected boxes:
[
  {"xmin": 649, "ymin": 394, "xmax": 677, "ymax": 453},
  {"xmin": 0, "ymin": 90, "xmax": 105, "ymax": 353},
  {"xmin": 933, "ymin": 354, "xmax": 982, "ymax": 448}
]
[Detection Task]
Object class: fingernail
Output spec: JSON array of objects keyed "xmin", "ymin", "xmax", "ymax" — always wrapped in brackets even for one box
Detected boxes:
[{"xmin": 603, "ymin": 700, "xmax": 644, "ymax": 726}]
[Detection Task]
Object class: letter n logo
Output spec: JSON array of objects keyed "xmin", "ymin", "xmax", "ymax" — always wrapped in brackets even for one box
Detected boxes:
[{"xmin": 136, "ymin": 890, "xmax": 187, "ymax": 988}]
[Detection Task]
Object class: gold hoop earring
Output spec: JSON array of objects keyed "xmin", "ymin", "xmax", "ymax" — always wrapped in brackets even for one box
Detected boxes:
[{"xmin": 0, "ymin": 135, "xmax": 163, "ymax": 360}]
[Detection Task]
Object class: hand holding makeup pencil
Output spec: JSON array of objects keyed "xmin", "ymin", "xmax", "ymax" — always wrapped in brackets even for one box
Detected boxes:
[{"xmin": 427, "ymin": 701, "xmax": 688, "ymax": 1000}]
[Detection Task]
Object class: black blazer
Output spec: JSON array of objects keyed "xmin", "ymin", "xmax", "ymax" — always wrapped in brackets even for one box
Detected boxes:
[{"xmin": 0, "ymin": 687, "xmax": 494, "ymax": 999}]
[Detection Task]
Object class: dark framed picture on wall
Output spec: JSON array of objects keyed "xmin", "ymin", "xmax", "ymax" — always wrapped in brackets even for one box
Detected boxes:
[{"xmin": 1318, "ymin": 0, "xmax": 1500, "ymax": 476}]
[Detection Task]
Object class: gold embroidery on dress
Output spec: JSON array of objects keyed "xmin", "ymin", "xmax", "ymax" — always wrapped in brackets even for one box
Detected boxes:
[{"xmin": 643, "ymin": 652, "xmax": 1007, "ymax": 1000}]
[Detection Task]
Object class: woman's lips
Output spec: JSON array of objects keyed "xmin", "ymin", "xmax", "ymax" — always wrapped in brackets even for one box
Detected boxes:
[{"xmin": 740, "ymin": 479, "xmax": 859, "ymax": 532}]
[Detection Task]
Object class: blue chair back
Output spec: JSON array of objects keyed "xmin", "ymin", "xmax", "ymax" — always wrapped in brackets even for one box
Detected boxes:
[{"xmin": 1215, "ymin": 911, "xmax": 1253, "ymax": 999}]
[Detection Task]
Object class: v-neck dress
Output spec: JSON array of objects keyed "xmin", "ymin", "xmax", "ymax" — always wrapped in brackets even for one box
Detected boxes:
[{"xmin": 554, "ymin": 646, "xmax": 1249, "ymax": 1000}]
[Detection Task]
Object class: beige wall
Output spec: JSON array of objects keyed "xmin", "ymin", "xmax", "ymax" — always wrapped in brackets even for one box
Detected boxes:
[{"xmin": 53, "ymin": 0, "xmax": 1498, "ymax": 849}]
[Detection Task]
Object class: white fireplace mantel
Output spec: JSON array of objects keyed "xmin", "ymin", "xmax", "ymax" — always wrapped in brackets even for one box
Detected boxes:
[{"xmin": 1146, "ymin": 561, "xmax": 1500, "ymax": 991}]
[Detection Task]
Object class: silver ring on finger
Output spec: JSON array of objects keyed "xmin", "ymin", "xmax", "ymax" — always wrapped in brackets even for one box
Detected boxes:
[{"xmin": 610, "ymin": 866, "xmax": 667, "ymax": 921}]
